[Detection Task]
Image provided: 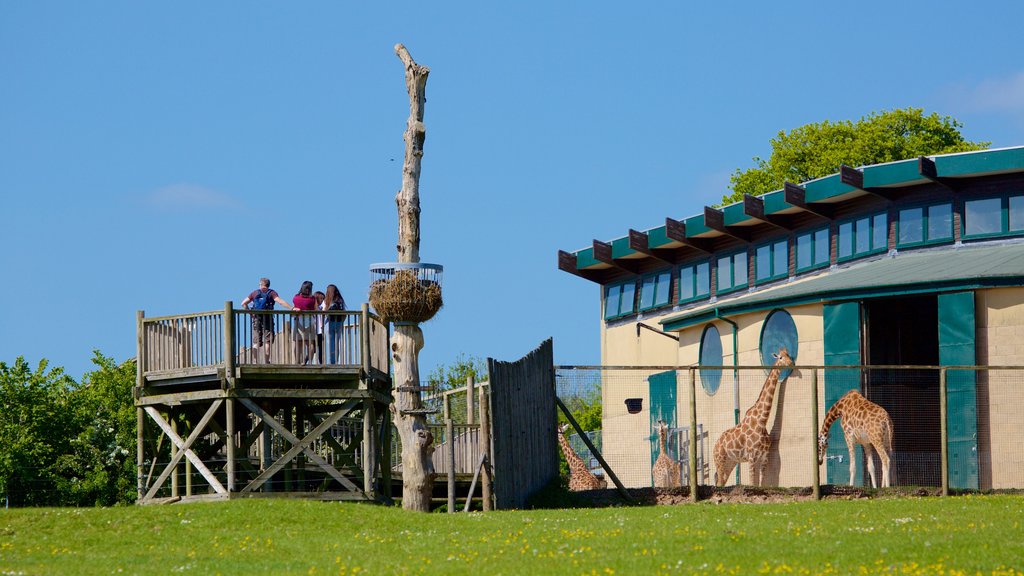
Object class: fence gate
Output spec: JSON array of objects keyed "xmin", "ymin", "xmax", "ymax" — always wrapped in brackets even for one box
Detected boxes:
[{"xmin": 487, "ymin": 338, "xmax": 558, "ymax": 509}]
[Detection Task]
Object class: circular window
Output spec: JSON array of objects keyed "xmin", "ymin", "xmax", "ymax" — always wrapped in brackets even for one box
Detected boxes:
[
  {"xmin": 760, "ymin": 309, "xmax": 799, "ymax": 379},
  {"xmin": 699, "ymin": 324, "xmax": 723, "ymax": 395}
]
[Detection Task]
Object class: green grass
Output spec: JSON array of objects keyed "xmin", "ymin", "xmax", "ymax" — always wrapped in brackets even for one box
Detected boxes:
[{"xmin": 2, "ymin": 496, "xmax": 1023, "ymax": 575}]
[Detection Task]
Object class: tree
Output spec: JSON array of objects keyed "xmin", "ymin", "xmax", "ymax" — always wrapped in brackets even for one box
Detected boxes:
[
  {"xmin": 425, "ymin": 353, "xmax": 487, "ymax": 425},
  {"xmin": 722, "ymin": 108, "xmax": 990, "ymax": 205}
]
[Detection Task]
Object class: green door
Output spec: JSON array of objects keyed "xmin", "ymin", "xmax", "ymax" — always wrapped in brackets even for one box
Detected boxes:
[
  {"xmin": 648, "ymin": 370, "xmax": 677, "ymax": 486},
  {"xmin": 823, "ymin": 301, "xmax": 863, "ymax": 485},
  {"xmin": 937, "ymin": 291, "xmax": 979, "ymax": 490}
]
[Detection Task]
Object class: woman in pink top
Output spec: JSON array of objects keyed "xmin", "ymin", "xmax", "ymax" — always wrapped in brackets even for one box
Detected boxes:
[{"xmin": 292, "ymin": 281, "xmax": 317, "ymax": 364}]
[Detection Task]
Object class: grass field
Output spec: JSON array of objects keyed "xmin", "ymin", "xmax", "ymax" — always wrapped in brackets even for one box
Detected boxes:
[{"xmin": 2, "ymin": 495, "xmax": 1023, "ymax": 575}]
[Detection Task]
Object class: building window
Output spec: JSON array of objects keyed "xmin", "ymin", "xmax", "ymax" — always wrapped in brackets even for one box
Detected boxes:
[
  {"xmin": 638, "ymin": 270, "xmax": 672, "ymax": 311},
  {"xmin": 604, "ymin": 281, "xmax": 636, "ymax": 320},
  {"xmin": 699, "ymin": 324, "xmax": 723, "ymax": 396},
  {"xmin": 759, "ymin": 309, "xmax": 798, "ymax": 380},
  {"xmin": 837, "ymin": 211, "xmax": 887, "ymax": 261},
  {"xmin": 678, "ymin": 261, "xmax": 710, "ymax": 304},
  {"xmin": 756, "ymin": 239, "xmax": 789, "ymax": 284},
  {"xmin": 796, "ymin": 227, "xmax": 829, "ymax": 272},
  {"xmin": 897, "ymin": 202, "xmax": 953, "ymax": 248},
  {"xmin": 963, "ymin": 193, "xmax": 1024, "ymax": 239},
  {"xmin": 716, "ymin": 250, "xmax": 748, "ymax": 294}
]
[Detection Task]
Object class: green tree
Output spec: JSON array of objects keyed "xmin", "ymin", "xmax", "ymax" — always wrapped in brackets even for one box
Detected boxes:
[
  {"xmin": 0, "ymin": 358, "xmax": 77, "ymax": 506},
  {"xmin": 722, "ymin": 108, "xmax": 989, "ymax": 205},
  {"xmin": 425, "ymin": 353, "xmax": 487, "ymax": 425}
]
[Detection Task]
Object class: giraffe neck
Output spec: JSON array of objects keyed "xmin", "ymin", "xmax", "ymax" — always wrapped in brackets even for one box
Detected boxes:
[
  {"xmin": 558, "ymin": 431, "xmax": 587, "ymax": 469},
  {"xmin": 658, "ymin": 426, "xmax": 669, "ymax": 454},
  {"xmin": 819, "ymin": 393, "xmax": 849, "ymax": 440},
  {"xmin": 750, "ymin": 367, "xmax": 782, "ymax": 427}
]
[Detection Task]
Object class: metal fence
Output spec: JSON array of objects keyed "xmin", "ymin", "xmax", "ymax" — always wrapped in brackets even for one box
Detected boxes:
[{"xmin": 555, "ymin": 365, "xmax": 1024, "ymax": 494}]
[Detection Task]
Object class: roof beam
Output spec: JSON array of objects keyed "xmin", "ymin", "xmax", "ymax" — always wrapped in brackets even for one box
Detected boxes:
[
  {"xmin": 557, "ymin": 250, "xmax": 605, "ymax": 283},
  {"xmin": 919, "ymin": 156, "xmax": 960, "ymax": 193},
  {"xmin": 593, "ymin": 240, "xmax": 641, "ymax": 274},
  {"xmin": 628, "ymin": 229, "xmax": 677, "ymax": 264},
  {"xmin": 784, "ymin": 182, "xmax": 835, "ymax": 220},
  {"xmin": 664, "ymin": 217, "xmax": 714, "ymax": 254},
  {"xmin": 704, "ymin": 206, "xmax": 750, "ymax": 242},
  {"xmin": 743, "ymin": 194, "xmax": 795, "ymax": 230},
  {"xmin": 840, "ymin": 164, "xmax": 898, "ymax": 202}
]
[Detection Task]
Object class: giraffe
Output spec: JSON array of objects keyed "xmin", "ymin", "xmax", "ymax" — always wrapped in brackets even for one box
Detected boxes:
[
  {"xmin": 712, "ymin": 347, "xmax": 794, "ymax": 487},
  {"xmin": 652, "ymin": 419, "xmax": 682, "ymax": 488},
  {"xmin": 818, "ymin": 390, "xmax": 894, "ymax": 488},
  {"xmin": 557, "ymin": 423, "xmax": 606, "ymax": 491}
]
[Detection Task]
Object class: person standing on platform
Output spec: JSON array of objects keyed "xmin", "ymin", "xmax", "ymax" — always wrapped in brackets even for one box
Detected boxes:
[
  {"xmin": 292, "ymin": 280, "xmax": 318, "ymax": 364},
  {"xmin": 321, "ymin": 284, "xmax": 347, "ymax": 365},
  {"xmin": 240, "ymin": 277, "xmax": 296, "ymax": 364}
]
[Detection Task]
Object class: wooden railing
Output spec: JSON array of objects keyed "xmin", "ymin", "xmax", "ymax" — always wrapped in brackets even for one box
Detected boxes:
[{"xmin": 137, "ymin": 302, "xmax": 390, "ymax": 379}]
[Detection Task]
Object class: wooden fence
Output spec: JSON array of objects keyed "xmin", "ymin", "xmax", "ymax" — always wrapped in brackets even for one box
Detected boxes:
[{"xmin": 488, "ymin": 338, "xmax": 558, "ymax": 509}]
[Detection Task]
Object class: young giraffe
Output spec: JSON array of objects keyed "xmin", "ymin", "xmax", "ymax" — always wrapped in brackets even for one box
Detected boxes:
[
  {"xmin": 712, "ymin": 348, "xmax": 794, "ymax": 487},
  {"xmin": 652, "ymin": 419, "xmax": 682, "ymax": 488},
  {"xmin": 557, "ymin": 423, "xmax": 606, "ymax": 491},
  {"xmin": 818, "ymin": 390, "xmax": 894, "ymax": 488}
]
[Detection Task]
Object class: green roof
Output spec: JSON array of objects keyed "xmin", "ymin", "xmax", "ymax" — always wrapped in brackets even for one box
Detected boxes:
[{"xmin": 659, "ymin": 241, "xmax": 1024, "ymax": 331}]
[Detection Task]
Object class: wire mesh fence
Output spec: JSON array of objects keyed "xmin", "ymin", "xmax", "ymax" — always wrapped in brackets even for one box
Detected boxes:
[{"xmin": 555, "ymin": 364, "xmax": 1024, "ymax": 494}]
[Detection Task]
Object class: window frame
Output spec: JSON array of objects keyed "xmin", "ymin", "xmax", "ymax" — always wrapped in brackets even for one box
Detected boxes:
[
  {"xmin": 962, "ymin": 192, "xmax": 1024, "ymax": 241},
  {"xmin": 836, "ymin": 211, "xmax": 888, "ymax": 263},
  {"xmin": 698, "ymin": 323, "xmax": 723, "ymax": 396},
  {"xmin": 603, "ymin": 280, "xmax": 637, "ymax": 320},
  {"xmin": 755, "ymin": 238, "xmax": 789, "ymax": 285},
  {"xmin": 716, "ymin": 249, "xmax": 749, "ymax": 296},
  {"xmin": 896, "ymin": 201, "xmax": 954, "ymax": 248},
  {"xmin": 678, "ymin": 260, "xmax": 711, "ymax": 305},
  {"xmin": 795, "ymin": 226, "xmax": 830, "ymax": 273},
  {"xmin": 638, "ymin": 269, "xmax": 673, "ymax": 312}
]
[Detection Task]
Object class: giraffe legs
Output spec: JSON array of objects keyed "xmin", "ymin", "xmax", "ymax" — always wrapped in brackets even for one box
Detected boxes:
[
  {"xmin": 874, "ymin": 442, "xmax": 892, "ymax": 488},
  {"xmin": 863, "ymin": 443, "xmax": 877, "ymax": 489},
  {"xmin": 846, "ymin": 438, "xmax": 858, "ymax": 487}
]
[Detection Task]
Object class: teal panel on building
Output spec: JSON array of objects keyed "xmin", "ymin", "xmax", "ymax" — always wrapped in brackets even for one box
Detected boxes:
[
  {"xmin": 648, "ymin": 370, "xmax": 677, "ymax": 486},
  {"xmin": 937, "ymin": 291, "xmax": 979, "ymax": 490},
  {"xmin": 823, "ymin": 301, "xmax": 863, "ymax": 486}
]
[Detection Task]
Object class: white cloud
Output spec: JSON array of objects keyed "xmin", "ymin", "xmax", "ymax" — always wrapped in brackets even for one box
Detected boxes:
[
  {"xmin": 947, "ymin": 71, "xmax": 1024, "ymax": 117},
  {"xmin": 146, "ymin": 184, "xmax": 245, "ymax": 212}
]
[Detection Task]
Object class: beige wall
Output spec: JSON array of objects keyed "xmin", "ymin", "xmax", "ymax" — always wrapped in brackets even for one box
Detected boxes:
[
  {"xmin": 975, "ymin": 288, "xmax": 1024, "ymax": 489},
  {"xmin": 600, "ymin": 303, "xmax": 829, "ymax": 488}
]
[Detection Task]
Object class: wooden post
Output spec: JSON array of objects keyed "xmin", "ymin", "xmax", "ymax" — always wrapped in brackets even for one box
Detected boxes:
[
  {"xmin": 224, "ymin": 301, "xmax": 235, "ymax": 389},
  {"xmin": 479, "ymin": 387, "xmax": 493, "ymax": 511},
  {"xmin": 940, "ymin": 368, "xmax": 949, "ymax": 497},
  {"xmin": 284, "ymin": 405, "xmax": 293, "ymax": 491},
  {"xmin": 388, "ymin": 43, "xmax": 436, "ymax": 512},
  {"xmin": 446, "ymin": 419, "xmax": 456, "ymax": 513},
  {"xmin": 466, "ymin": 375, "xmax": 475, "ymax": 425},
  {"xmin": 170, "ymin": 415, "xmax": 179, "ymax": 498},
  {"xmin": 443, "ymin": 392, "xmax": 450, "ymax": 422},
  {"xmin": 380, "ymin": 413, "xmax": 393, "ymax": 504},
  {"xmin": 364, "ymin": 399, "xmax": 378, "ymax": 499},
  {"xmin": 226, "ymin": 397, "xmax": 235, "ymax": 493},
  {"xmin": 811, "ymin": 368, "xmax": 820, "ymax": 500},
  {"xmin": 136, "ymin": 311, "xmax": 145, "ymax": 502},
  {"xmin": 689, "ymin": 368, "xmax": 699, "ymax": 502}
]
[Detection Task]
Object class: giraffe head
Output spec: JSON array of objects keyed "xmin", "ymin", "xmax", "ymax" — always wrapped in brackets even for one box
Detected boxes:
[
  {"xmin": 558, "ymin": 422, "xmax": 570, "ymax": 436},
  {"xmin": 817, "ymin": 433, "xmax": 828, "ymax": 465},
  {"xmin": 772, "ymin": 347, "xmax": 793, "ymax": 367}
]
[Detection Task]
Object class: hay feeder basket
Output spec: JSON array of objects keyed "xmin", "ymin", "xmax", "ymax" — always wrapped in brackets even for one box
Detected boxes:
[{"xmin": 368, "ymin": 262, "xmax": 444, "ymax": 324}]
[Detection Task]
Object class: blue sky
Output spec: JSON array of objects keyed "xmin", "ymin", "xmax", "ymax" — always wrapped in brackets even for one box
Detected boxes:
[{"xmin": 3, "ymin": 2, "xmax": 1024, "ymax": 380}]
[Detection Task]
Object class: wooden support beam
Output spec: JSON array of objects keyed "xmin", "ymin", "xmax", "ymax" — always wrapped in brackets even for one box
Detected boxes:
[
  {"xmin": 557, "ymin": 250, "xmax": 604, "ymax": 282},
  {"xmin": 743, "ymin": 194, "xmax": 794, "ymax": 230},
  {"xmin": 919, "ymin": 156, "xmax": 959, "ymax": 192},
  {"xmin": 627, "ymin": 229, "xmax": 677, "ymax": 264},
  {"xmin": 240, "ymin": 398, "xmax": 362, "ymax": 494},
  {"xmin": 784, "ymin": 182, "xmax": 835, "ymax": 220},
  {"xmin": 704, "ymin": 206, "xmax": 750, "ymax": 242},
  {"xmin": 840, "ymin": 164, "xmax": 897, "ymax": 201},
  {"xmin": 664, "ymin": 217, "xmax": 714, "ymax": 254},
  {"xmin": 143, "ymin": 401, "xmax": 227, "ymax": 501},
  {"xmin": 593, "ymin": 240, "xmax": 641, "ymax": 274}
]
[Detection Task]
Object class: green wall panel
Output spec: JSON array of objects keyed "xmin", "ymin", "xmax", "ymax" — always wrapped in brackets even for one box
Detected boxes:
[
  {"xmin": 937, "ymin": 291, "xmax": 979, "ymax": 490},
  {"xmin": 823, "ymin": 301, "xmax": 863, "ymax": 485},
  {"xmin": 648, "ymin": 370, "xmax": 678, "ymax": 487}
]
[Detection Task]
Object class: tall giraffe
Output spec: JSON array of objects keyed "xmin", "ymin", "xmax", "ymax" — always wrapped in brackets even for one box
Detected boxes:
[
  {"xmin": 712, "ymin": 348, "xmax": 794, "ymax": 487},
  {"xmin": 557, "ymin": 423, "xmax": 606, "ymax": 491},
  {"xmin": 818, "ymin": 390, "xmax": 894, "ymax": 488},
  {"xmin": 652, "ymin": 419, "xmax": 682, "ymax": 488}
]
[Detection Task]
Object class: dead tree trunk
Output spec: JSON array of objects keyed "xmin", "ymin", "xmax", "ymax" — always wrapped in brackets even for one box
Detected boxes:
[{"xmin": 390, "ymin": 43, "xmax": 435, "ymax": 511}]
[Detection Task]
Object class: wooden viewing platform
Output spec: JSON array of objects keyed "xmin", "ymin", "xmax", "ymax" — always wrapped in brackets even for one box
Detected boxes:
[{"xmin": 135, "ymin": 302, "xmax": 393, "ymax": 504}]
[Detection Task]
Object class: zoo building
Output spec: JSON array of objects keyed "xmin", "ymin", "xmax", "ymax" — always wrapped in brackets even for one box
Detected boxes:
[{"xmin": 558, "ymin": 146, "xmax": 1024, "ymax": 493}]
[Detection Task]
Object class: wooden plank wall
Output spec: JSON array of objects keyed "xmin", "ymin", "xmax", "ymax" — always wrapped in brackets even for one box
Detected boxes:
[{"xmin": 488, "ymin": 338, "xmax": 558, "ymax": 509}]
